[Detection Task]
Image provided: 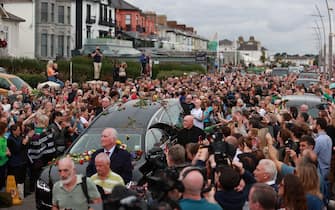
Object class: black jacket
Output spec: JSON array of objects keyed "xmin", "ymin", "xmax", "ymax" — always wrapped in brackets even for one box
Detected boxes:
[
  {"xmin": 215, "ymin": 190, "xmax": 246, "ymax": 210},
  {"xmin": 86, "ymin": 147, "xmax": 133, "ymax": 183},
  {"xmin": 177, "ymin": 126, "xmax": 206, "ymax": 147},
  {"xmin": 7, "ymin": 134, "xmax": 28, "ymax": 167}
]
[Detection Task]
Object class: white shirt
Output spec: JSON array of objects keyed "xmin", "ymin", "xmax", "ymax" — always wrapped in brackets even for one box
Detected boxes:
[{"xmin": 191, "ymin": 108, "xmax": 204, "ymax": 129}]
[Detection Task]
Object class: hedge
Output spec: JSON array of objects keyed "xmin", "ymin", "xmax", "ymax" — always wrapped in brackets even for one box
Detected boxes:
[{"xmin": 0, "ymin": 56, "xmax": 205, "ymax": 87}]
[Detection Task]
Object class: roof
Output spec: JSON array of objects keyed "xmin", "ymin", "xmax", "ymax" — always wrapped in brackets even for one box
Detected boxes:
[
  {"xmin": 0, "ymin": 5, "xmax": 25, "ymax": 22},
  {"xmin": 237, "ymin": 42, "xmax": 258, "ymax": 51},
  {"xmin": 111, "ymin": 0, "xmax": 140, "ymax": 10},
  {"xmin": 219, "ymin": 39, "xmax": 233, "ymax": 46}
]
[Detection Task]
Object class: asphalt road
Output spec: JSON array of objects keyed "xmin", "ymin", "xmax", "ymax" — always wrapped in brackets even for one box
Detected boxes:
[
  {"xmin": 2, "ymin": 194, "xmax": 35, "ymax": 210},
  {"xmin": 3, "ymin": 193, "xmax": 335, "ymax": 210}
]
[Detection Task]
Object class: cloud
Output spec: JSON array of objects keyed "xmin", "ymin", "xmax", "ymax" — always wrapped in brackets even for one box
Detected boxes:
[{"xmin": 126, "ymin": 0, "xmax": 330, "ymax": 54}]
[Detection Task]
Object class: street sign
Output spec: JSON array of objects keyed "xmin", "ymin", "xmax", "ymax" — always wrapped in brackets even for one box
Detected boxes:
[{"xmin": 195, "ymin": 52, "xmax": 207, "ymax": 63}]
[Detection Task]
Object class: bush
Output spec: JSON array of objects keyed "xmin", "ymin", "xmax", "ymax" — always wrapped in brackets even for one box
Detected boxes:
[
  {"xmin": 17, "ymin": 73, "xmax": 45, "ymax": 88},
  {"xmin": 0, "ymin": 56, "xmax": 206, "ymax": 83}
]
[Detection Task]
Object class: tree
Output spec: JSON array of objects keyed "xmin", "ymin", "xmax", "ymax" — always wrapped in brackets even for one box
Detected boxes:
[{"xmin": 260, "ymin": 49, "xmax": 266, "ymax": 63}]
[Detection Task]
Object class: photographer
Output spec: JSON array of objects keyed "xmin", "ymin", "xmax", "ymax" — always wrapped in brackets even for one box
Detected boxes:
[{"xmin": 91, "ymin": 46, "xmax": 103, "ymax": 80}]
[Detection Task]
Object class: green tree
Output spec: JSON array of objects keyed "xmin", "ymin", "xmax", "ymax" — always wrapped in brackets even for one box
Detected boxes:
[{"xmin": 260, "ymin": 49, "xmax": 266, "ymax": 63}]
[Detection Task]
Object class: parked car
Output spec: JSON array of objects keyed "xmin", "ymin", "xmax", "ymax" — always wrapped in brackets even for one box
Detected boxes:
[
  {"xmin": 35, "ymin": 98, "xmax": 184, "ymax": 210},
  {"xmin": 288, "ymin": 66, "xmax": 303, "ymax": 74},
  {"xmin": 271, "ymin": 67, "xmax": 289, "ymax": 77},
  {"xmin": 298, "ymin": 72, "xmax": 320, "ymax": 80},
  {"xmin": 0, "ymin": 67, "xmax": 7, "ymax": 73},
  {"xmin": 295, "ymin": 78, "xmax": 320, "ymax": 88},
  {"xmin": 0, "ymin": 73, "xmax": 32, "ymax": 95},
  {"xmin": 281, "ymin": 94, "xmax": 326, "ymax": 118}
]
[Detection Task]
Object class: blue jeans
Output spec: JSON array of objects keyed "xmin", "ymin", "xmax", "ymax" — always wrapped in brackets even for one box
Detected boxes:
[{"xmin": 48, "ymin": 76, "xmax": 64, "ymax": 88}]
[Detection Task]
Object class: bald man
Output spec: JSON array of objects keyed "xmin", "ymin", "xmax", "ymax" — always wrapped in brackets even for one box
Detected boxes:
[
  {"xmin": 179, "ymin": 167, "xmax": 222, "ymax": 210},
  {"xmin": 52, "ymin": 157, "xmax": 101, "ymax": 210},
  {"xmin": 87, "ymin": 128, "xmax": 132, "ymax": 183},
  {"xmin": 177, "ymin": 115, "xmax": 206, "ymax": 147}
]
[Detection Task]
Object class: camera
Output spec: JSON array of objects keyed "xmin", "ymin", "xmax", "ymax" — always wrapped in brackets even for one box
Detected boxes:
[
  {"xmin": 201, "ymin": 128, "xmax": 236, "ymax": 168},
  {"xmin": 284, "ymin": 138, "xmax": 298, "ymax": 151}
]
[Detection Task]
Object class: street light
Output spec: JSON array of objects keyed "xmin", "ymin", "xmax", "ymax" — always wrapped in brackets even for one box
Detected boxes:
[
  {"xmin": 314, "ymin": 5, "xmax": 327, "ymax": 73},
  {"xmin": 325, "ymin": 0, "xmax": 333, "ymax": 79},
  {"xmin": 312, "ymin": 26, "xmax": 323, "ymax": 68}
]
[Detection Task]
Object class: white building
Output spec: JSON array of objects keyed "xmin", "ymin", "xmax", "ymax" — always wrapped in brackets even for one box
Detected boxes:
[
  {"xmin": 2, "ymin": 0, "xmax": 72, "ymax": 59},
  {"xmin": 237, "ymin": 36, "xmax": 267, "ymax": 66},
  {"xmin": 71, "ymin": 0, "xmax": 116, "ymax": 51},
  {"xmin": 0, "ymin": 2, "xmax": 32, "ymax": 58}
]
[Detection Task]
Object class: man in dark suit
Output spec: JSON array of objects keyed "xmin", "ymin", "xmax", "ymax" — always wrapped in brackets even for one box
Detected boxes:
[
  {"xmin": 177, "ymin": 115, "xmax": 206, "ymax": 147},
  {"xmin": 86, "ymin": 128, "xmax": 132, "ymax": 183}
]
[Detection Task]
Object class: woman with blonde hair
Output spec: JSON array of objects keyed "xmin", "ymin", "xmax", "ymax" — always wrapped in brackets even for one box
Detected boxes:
[
  {"xmin": 46, "ymin": 60, "xmax": 64, "ymax": 87},
  {"xmin": 119, "ymin": 62, "xmax": 127, "ymax": 83}
]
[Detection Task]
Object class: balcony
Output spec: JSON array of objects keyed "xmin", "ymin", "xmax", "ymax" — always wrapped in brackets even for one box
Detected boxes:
[
  {"xmin": 98, "ymin": 19, "xmax": 116, "ymax": 27},
  {"xmin": 86, "ymin": 16, "xmax": 96, "ymax": 24}
]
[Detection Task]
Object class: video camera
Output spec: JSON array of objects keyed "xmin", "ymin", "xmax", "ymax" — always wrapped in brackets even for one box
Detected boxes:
[
  {"xmin": 284, "ymin": 138, "xmax": 299, "ymax": 151},
  {"xmin": 201, "ymin": 126, "xmax": 236, "ymax": 168}
]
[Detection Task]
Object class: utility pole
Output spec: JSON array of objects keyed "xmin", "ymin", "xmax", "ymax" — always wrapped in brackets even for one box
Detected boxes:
[
  {"xmin": 312, "ymin": 25, "xmax": 323, "ymax": 68},
  {"xmin": 325, "ymin": 0, "xmax": 333, "ymax": 79},
  {"xmin": 315, "ymin": 5, "xmax": 327, "ymax": 74},
  {"xmin": 314, "ymin": 19, "xmax": 324, "ymax": 75}
]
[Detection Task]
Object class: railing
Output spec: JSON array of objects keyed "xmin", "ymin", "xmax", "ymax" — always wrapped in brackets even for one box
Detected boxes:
[
  {"xmin": 98, "ymin": 19, "xmax": 115, "ymax": 27},
  {"xmin": 86, "ymin": 16, "xmax": 96, "ymax": 24}
]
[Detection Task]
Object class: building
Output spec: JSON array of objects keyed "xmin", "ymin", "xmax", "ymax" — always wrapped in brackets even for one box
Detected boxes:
[
  {"xmin": 281, "ymin": 55, "xmax": 314, "ymax": 66},
  {"xmin": 155, "ymin": 18, "xmax": 207, "ymax": 52},
  {"xmin": 72, "ymin": 0, "xmax": 116, "ymax": 52},
  {"xmin": 237, "ymin": 36, "xmax": 267, "ymax": 66},
  {"xmin": 0, "ymin": 4, "xmax": 25, "ymax": 57},
  {"xmin": 2, "ymin": 0, "xmax": 72, "ymax": 59},
  {"xmin": 219, "ymin": 39, "xmax": 240, "ymax": 65}
]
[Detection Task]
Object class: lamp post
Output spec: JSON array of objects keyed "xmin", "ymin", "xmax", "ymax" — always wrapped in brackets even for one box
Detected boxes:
[
  {"xmin": 325, "ymin": 0, "xmax": 333, "ymax": 79},
  {"xmin": 315, "ymin": 5, "xmax": 327, "ymax": 73},
  {"xmin": 312, "ymin": 26, "xmax": 323, "ymax": 68},
  {"xmin": 314, "ymin": 19, "xmax": 324, "ymax": 74}
]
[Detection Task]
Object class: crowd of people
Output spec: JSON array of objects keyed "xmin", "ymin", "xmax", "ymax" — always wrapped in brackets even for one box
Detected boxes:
[{"xmin": 0, "ymin": 65, "xmax": 335, "ymax": 210}]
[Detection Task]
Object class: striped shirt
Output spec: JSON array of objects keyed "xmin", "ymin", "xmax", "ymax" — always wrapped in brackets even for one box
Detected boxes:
[{"xmin": 90, "ymin": 170, "xmax": 125, "ymax": 193}]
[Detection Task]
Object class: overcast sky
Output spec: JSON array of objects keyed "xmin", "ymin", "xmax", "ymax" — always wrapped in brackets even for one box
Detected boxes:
[{"xmin": 126, "ymin": 0, "xmax": 334, "ymax": 55}]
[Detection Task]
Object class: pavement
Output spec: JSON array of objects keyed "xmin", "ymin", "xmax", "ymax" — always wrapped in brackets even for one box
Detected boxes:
[
  {"xmin": 1, "ymin": 194, "xmax": 35, "ymax": 210},
  {"xmin": 2, "ymin": 194, "xmax": 335, "ymax": 210}
]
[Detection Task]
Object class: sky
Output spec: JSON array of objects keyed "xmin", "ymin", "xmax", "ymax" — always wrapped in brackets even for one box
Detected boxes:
[{"xmin": 126, "ymin": 0, "xmax": 334, "ymax": 55}]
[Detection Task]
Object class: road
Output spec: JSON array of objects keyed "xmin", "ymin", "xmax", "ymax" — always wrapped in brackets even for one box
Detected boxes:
[
  {"xmin": 4, "ymin": 192, "xmax": 335, "ymax": 210},
  {"xmin": 3, "ymin": 194, "xmax": 35, "ymax": 210}
]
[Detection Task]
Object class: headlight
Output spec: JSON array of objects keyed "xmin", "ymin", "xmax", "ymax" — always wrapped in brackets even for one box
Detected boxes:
[{"xmin": 36, "ymin": 179, "xmax": 51, "ymax": 192}]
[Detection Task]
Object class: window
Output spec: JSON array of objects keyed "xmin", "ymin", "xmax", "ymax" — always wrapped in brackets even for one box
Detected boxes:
[
  {"xmin": 41, "ymin": 33, "xmax": 48, "ymax": 57},
  {"xmin": 58, "ymin": 35, "xmax": 64, "ymax": 57},
  {"xmin": 67, "ymin": 36, "xmax": 70, "ymax": 57},
  {"xmin": 87, "ymin": 25, "xmax": 91, "ymax": 38},
  {"xmin": 41, "ymin": 2, "xmax": 48, "ymax": 22},
  {"xmin": 103, "ymin": 5, "xmax": 107, "ymax": 21},
  {"xmin": 0, "ymin": 78, "xmax": 10, "ymax": 90},
  {"xmin": 58, "ymin": 6, "xmax": 64, "ymax": 23},
  {"xmin": 125, "ymin": 14, "xmax": 131, "ymax": 25},
  {"xmin": 50, "ymin": 34, "xmax": 54, "ymax": 57},
  {"xmin": 51, "ymin": 3, "xmax": 54, "ymax": 22},
  {"xmin": 67, "ymin": 7, "xmax": 71, "ymax": 24},
  {"xmin": 86, "ymin": 4, "xmax": 91, "ymax": 20}
]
